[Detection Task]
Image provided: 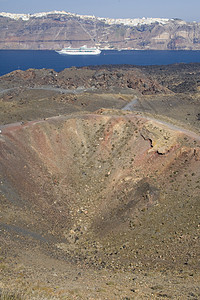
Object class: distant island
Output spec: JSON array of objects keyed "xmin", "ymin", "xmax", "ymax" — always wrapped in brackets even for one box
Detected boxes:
[{"xmin": 0, "ymin": 10, "xmax": 200, "ymax": 50}]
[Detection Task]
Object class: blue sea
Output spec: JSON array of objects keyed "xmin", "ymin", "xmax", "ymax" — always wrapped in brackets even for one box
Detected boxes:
[{"xmin": 1, "ymin": 50, "xmax": 200, "ymax": 76}]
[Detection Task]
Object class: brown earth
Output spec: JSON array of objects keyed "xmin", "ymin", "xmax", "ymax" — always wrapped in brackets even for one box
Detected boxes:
[{"xmin": 0, "ymin": 64, "xmax": 200, "ymax": 299}]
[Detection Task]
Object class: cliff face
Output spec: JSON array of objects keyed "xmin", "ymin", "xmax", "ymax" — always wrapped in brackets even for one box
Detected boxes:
[{"xmin": 1, "ymin": 11, "xmax": 200, "ymax": 50}]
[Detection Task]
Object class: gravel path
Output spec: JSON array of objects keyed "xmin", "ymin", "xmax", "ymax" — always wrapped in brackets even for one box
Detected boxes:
[{"xmin": 122, "ymin": 97, "xmax": 200, "ymax": 141}]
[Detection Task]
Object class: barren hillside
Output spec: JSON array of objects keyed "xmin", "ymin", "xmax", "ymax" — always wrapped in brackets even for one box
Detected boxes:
[{"xmin": 0, "ymin": 64, "xmax": 200, "ymax": 299}]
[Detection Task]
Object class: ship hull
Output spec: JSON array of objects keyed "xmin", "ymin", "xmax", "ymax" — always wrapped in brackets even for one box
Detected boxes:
[
  {"xmin": 57, "ymin": 50, "xmax": 101, "ymax": 55},
  {"xmin": 56, "ymin": 45, "xmax": 101, "ymax": 55}
]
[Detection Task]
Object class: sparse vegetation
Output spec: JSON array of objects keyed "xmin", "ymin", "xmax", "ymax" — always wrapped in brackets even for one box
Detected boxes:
[
  {"xmin": 0, "ymin": 291, "xmax": 22, "ymax": 300},
  {"xmin": 0, "ymin": 64, "xmax": 200, "ymax": 299}
]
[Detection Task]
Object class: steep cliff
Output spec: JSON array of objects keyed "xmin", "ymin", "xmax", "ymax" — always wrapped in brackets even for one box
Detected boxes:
[{"xmin": 1, "ymin": 11, "xmax": 200, "ymax": 50}]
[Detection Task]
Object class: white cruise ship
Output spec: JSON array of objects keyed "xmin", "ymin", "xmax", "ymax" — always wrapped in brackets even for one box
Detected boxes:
[{"xmin": 56, "ymin": 45, "xmax": 101, "ymax": 55}]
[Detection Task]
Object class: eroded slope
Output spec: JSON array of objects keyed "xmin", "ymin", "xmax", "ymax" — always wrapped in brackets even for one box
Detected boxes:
[{"xmin": 0, "ymin": 111, "xmax": 199, "ymax": 298}]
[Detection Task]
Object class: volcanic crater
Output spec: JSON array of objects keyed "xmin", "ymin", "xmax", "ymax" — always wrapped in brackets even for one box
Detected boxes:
[{"xmin": 0, "ymin": 65, "xmax": 200, "ymax": 299}]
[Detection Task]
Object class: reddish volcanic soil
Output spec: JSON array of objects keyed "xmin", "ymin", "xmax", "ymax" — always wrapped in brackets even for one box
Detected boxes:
[{"xmin": 0, "ymin": 110, "xmax": 200, "ymax": 299}]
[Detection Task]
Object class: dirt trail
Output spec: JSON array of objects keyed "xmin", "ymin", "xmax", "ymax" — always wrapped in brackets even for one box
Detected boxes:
[
  {"xmin": 0, "ymin": 85, "xmax": 96, "ymax": 95},
  {"xmin": 1, "ymin": 107, "xmax": 200, "ymax": 143},
  {"xmin": 28, "ymin": 85, "xmax": 96, "ymax": 94},
  {"xmin": 121, "ymin": 97, "xmax": 138, "ymax": 111},
  {"xmin": 122, "ymin": 98, "xmax": 200, "ymax": 141},
  {"xmin": 145, "ymin": 116, "xmax": 200, "ymax": 141},
  {"xmin": 0, "ymin": 87, "xmax": 19, "ymax": 94}
]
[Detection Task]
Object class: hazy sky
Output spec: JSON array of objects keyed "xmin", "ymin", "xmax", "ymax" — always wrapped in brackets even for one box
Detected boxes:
[{"xmin": 0, "ymin": 0, "xmax": 200, "ymax": 22}]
